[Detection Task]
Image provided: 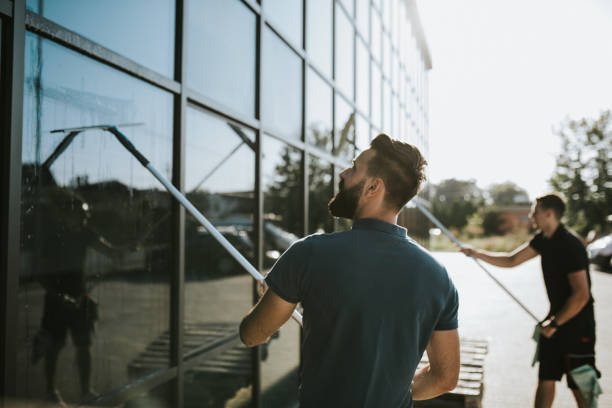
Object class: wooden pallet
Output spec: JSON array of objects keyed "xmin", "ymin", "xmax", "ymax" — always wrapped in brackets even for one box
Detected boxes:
[{"xmin": 415, "ymin": 338, "xmax": 488, "ymax": 408}]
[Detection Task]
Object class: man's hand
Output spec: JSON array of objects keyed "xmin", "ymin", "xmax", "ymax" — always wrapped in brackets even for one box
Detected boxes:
[
  {"xmin": 459, "ymin": 245, "xmax": 477, "ymax": 258},
  {"xmin": 256, "ymin": 280, "xmax": 268, "ymax": 298},
  {"xmin": 540, "ymin": 319, "xmax": 558, "ymax": 339}
]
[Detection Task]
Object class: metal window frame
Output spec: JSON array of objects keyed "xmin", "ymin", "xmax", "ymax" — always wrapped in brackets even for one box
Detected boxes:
[{"xmin": 0, "ymin": 0, "xmax": 431, "ymax": 406}]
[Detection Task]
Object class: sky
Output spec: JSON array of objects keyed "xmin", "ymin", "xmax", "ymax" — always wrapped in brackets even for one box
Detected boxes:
[{"xmin": 416, "ymin": 0, "xmax": 612, "ymax": 200}]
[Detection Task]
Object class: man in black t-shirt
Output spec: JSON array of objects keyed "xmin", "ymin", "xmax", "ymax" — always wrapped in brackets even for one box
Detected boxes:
[{"xmin": 461, "ymin": 193, "xmax": 598, "ymax": 408}]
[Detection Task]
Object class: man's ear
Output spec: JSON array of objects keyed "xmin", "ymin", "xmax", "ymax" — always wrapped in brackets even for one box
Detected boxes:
[{"xmin": 365, "ymin": 178, "xmax": 384, "ymax": 197}]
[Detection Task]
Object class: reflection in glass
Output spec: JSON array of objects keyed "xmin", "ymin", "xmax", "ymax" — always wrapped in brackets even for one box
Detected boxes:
[
  {"xmin": 20, "ymin": 33, "xmax": 172, "ymax": 404},
  {"xmin": 306, "ymin": 68, "xmax": 333, "ymax": 152},
  {"xmin": 371, "ymin": 10, "xmax": 381, "ymax": 63},
  {"xmin": 393, "ymin": 96, "xmax": 400, "ymax": 139},
  {"xmin": 334, "ymin": 94, "xmax": 355, "ymax": 160},
  {"xmin": 187, "ymin": 0, "xmax": 256, "ymax": 119},
  {"xmin": 356, "ymin": 0, "xmax": 369, "ymax": 43},
  {"xmin": 339, "ymin": 0, "xmax": 354, "ymax": 17},
  {"xmin": 355, "ymin": 114, "xmax": 370, "ymax": 153},
  {"xmin": 266, "ymin": 0, "xmax": 303, "ymax": 49},
  {"xmin": 26, "ymin": 0, "xmax": 175, "ymax": 77},
  {"xmin": 371, "ymin": 62, "xmax": 382, "ymax": 129},
  {"xmin": 308, "ymin": 155, "xmax": 334, "ymax": 234},
  {"xmin": 183, "ymin": 106, "xmax": 255, "ymax": 406},
  {"xmin": 335, "ymin": 5, "xmax": 355, "ymax": 100},
  {"xmin": 263, "ymin": 28, "xmax": 302, "ymax": 140},
  {"xmin": 307, "ymin": 0, "xmax": 332, "ymax": 77},
  {"xmin": 356, "ymin": 37, "xmax": 370, "ymax": 117},
  {"xmin": 261, "ymin": 136, "xmax": 302, "ymax": 406}
]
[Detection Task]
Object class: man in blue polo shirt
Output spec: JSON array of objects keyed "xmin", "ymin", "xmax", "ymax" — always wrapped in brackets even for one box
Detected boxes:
[{"xmin": 240, "ymin": 134, "xmax": 460, "ymax": 407}]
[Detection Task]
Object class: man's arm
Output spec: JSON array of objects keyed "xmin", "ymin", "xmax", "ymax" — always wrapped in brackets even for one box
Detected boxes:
[
  {"xmin": 460, "ymin": 242, "xmax": 538, "ymax": 268},
  {"xmin": 411, "ymin": 329, "xmax": 460, "ymax": 400},
  {"xmin": 239, "ymin": 288, "xmax": 297, "ymax": 347},
  {"xmin": 540, "ymin": 269, "xmax": 591, "ymax": 338}
]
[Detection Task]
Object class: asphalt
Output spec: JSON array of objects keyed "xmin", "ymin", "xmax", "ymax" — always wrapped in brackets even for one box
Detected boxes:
[{"xmin": 436, "ymin": 251, "xmax": 612, "ymax": 408}]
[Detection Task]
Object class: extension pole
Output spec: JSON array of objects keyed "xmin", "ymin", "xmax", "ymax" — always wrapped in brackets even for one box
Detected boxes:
[
  {"xmin": 51, "ymin": 125, "xmax": 303, "ymax": 326},
  {"xmin": 413, "ymin": 198, "xmax": 540, "ymax": 323}
]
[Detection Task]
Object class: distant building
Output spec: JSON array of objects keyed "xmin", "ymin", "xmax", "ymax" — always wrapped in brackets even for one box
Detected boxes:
[{"xmin": 1, "ymin": 1, "xmax": 432, "ymax": 406}]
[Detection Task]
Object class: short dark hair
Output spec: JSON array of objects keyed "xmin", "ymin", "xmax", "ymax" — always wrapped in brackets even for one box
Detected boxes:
[
  {"xmin": 367, "ymin": 134, "xmax": 427, "ymax": 211},
  {"xmin": 536, "ymin": 193, "xmax": 565, "ymax": 219}
]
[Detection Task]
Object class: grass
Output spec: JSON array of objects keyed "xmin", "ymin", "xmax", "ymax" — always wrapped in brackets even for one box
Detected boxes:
[{"xmin": 429, "ymin": 230, "xmax": 532, "ymax": 253}]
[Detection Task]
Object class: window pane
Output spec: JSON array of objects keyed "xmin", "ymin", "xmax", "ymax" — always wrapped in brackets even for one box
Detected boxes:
[
  {"xmin": 383, "ymin": 0, "xmax": 392, "ymax": 31},
  {"xmin": 393, "ymin": 96, "xmax": 400, "ymax": 139},
  {"xmin": 26, "ymin": 0, "xmax": 175, "ymax": 77},
  {"xmin": 263, "ymin": 28, "xmax": 302, "ymax": 140},
  {"xmin": 266, "ymin": 0, "xmax": 303, "ymax": 49},
  {"xmin": 183, "ymin": 106, "xmax": 255, "ymax": 405},
  {"xmin": 187, "ymin": 0, "xmax": 256, "ymax": 119},
  {"xmin": 335, "ymin": 5, "xmax": 354, "ymax": 100},
  {"xmin": 383, "ymin": 79, "xmax": 391, "ymax": 133},
  {"xmin": 19, "ymin": 33, "xmax": 173, "ymax": 402},
  {"xmin": 356, "ymin": 0, "xmax": 369, "ymax": 43},
  {"xmin": 307, "ymin": 0, "xmax": 332, "ymax": 77},
  {"xmin": 334, "ymin": 94, "xmax": 354, "ymax": 159},
  {"xmin": 339, "ymin": 0, "xmax": 354, "ymax": 17},
  {"xmin": 383, "ymin": 33, "xmax": 391, "ymax": 79},
  {"xmin": 308, "ymin": 155, "xmax": 333, "ymax": 234},
  {"xmin": 355, "ymin": 113, "xmax": 370, "ymax": 153},
  {"xmin": 306, "ymin": 68, "xmax": 333, "ymax": 152},
  {"xmin": 371, "ymin": 10, "xmax": 381, "ymax": 63},
  {"xmin": 371, "ymin": 62, "xmax": 382, "ymax": 129},
  {"xmin": 356, "ymin": 38, "xmax": 370, "ymax": 117},
  {"xmin": 261, "ymin": 136, "xmax": 301, "ymax": 406}
]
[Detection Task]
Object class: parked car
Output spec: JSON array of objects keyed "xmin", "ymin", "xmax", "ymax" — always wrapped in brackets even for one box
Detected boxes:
[{"xmin": 587, "ymin": 233, "xmax": 612, "ymax": 271}]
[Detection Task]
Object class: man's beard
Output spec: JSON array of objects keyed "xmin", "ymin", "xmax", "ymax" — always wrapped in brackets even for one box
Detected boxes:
[{"xmin": 328, "ymin": 179, "xmax": 364, "ymax": 219}]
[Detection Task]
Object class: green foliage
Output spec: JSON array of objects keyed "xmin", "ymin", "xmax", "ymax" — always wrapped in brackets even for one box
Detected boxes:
[
  {"xmin": 425, "ymin": 178, "xmax": 484, "ymax": 230},
  {"xmin": 481, "ymin": 207, "xmax": 502, "ymax": 235},
  {"xmin": 488, "ymin": 182, "xmax": 530, "ymax": 206},
  {"xmin": 549, "ymin": 110, "xmax": 612, "ymax": 236}
]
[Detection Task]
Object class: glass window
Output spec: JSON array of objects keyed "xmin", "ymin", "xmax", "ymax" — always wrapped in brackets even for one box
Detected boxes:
[
  {"xmin": 356, "ymin": 38, "xmax": 370, "ymax": 117},
  {"xmin": 26, "ymin": 0, "xmax": 175, "ymax": 77},
  {"xmin": 372, "ymin": 0, "xmax": 381, "ymax": 10},
  {"xmin": 371, "ymin": 62, "xmax": 381, "ymax": 129},
  {"xmin": 371, "ymin": 9, "xmax": 381, "ymax": 63},
  {"xmin": 383, "ymin": 80, "xmax": 391, "ymax": 134},
  {"xmin": 383, "ymin": 0, "xmax": 392, "ymax": 31},
  {"xmin": 356, "ymin": 0, "xmax": 369, "ymax": 43},
  {"xmin": 266, "ymin": 0, "xmax": 303, "ymax": 49},
  {"xmin": 261, "ymin": 135, "xmax": 302, "ymax": 406},
  {"xmin": 187, "ymin": 0, "xmax": 256, "ymax": 119},
  {"xmin": 19, "ymin": 33, "xmax": 173, "ymax": 403},
  {"xmin": 355, "ymin": 113, "xmax": 370, "ymax": 153},
  {"xmin": 383, "ymin": 33, "xmax": 391, "ymax": 79},
  {"xmin": 307, "ymin": 0, "xmax": 332, "ymax": 77},
  {"xmin": 393, "ymin": 96, "xmax": 400, "ymax": 139},
  {"xmin": 393, "ymin": 0, "xmax": 400, "ymax": 48},
  {"xmin": 308, "ymin": 155, "xmax": 334, "ymax": 234},
  {"xmin": 334, "ymin": 94, "xmax": 354, "ymax": 159},
  {"xmin": 183, "ymin": 106, "xmax": 255, "ymax": 405},
  {"xmin": 335, "ymin": 4, "xmax": 354, "ymax": 100},
  {"xmin": 339, "ymin": 0, "xmax": 354, "ymax": 17},
  {"xmin": 306, "ymin": 68, "xmax": 333, "ymax": 152},
  {"xmin": 392, "ymin": 52, "xmax": 399, "ymax": 92},
  {"xmin": 263, "ymin": 28, "xmax": 302, "ymax": 140}
]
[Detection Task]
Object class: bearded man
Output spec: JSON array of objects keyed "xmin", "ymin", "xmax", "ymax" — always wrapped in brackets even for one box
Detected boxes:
[{"xmin": 240, "ymin": 134, "xmax": 460, "ymax": 407}]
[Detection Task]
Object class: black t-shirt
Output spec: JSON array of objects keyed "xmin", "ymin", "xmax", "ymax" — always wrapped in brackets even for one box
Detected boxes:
[
  {"xmin": 266, "ymin": 218, "xmax": 459, "ymax": 408},
  {"xmin": 529, "ymin": 224, "xmax": 594, "ymax": 339}
]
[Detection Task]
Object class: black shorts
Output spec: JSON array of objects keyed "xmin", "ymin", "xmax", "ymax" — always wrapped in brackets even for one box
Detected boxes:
[
  {"xmin": 538, "ymin": 334, "xmax": 597, "ymax": 389},
  {"xmin": 41, "ymin": 291, "xmax": 95, "ymax": 348}
]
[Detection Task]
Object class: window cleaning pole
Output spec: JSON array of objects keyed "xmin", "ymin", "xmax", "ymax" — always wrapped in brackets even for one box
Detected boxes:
[
  {"xmin": 49, "ymin": 125, "xmax": 303, "ymax": 326},
  {"xmin": 412, "ymin": 198, "xmax": 540, "ymax": 323}
]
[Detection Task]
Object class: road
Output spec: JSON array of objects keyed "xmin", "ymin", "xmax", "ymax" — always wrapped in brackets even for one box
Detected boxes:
[{"xmin": 436, "ymin": 251, "xmax": 611, "ymax": 408}]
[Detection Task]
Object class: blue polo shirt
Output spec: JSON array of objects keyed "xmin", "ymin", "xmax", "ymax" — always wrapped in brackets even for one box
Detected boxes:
[{"xmin": 265, "ymin": 218, "xmax": 459, "ymax": 408}]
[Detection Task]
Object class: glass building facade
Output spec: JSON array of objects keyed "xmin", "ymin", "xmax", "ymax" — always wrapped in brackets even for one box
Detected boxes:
[{"xmin": 0, "ymin": 0, "xmax": 431, "ymax": 407}]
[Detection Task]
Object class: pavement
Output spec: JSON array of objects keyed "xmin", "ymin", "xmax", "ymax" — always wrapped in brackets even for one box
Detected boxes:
[{"xmin": 436, "ymin": 251, "xmax": 612, "ymax": 408}]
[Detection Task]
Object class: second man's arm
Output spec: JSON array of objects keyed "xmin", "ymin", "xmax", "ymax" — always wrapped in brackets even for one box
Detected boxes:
[{"xmin": 460, "ymin": 242, "xmax": 538, "ymax": 268}]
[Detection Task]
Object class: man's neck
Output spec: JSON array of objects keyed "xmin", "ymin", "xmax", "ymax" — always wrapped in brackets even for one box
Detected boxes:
[
  {"xmin": 354, "ymin": 209, "xmax": 398, "ymax": 225},
  {"xmin": 542, "ymin": 220, "xmax": 561, "ymax": 238}
]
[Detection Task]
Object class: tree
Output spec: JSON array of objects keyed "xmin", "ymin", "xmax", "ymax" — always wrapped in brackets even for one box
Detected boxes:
[
  {"xmin": 549, "ymin": 111, "xmax": 612, "ymax": 236},
  {"xmin": 424, "ymin": 179, "xmax": 484, "ymax": 230},
  {"xmin": 488, "ymin": 182, "xmax": 530, "ymax": 206}
]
